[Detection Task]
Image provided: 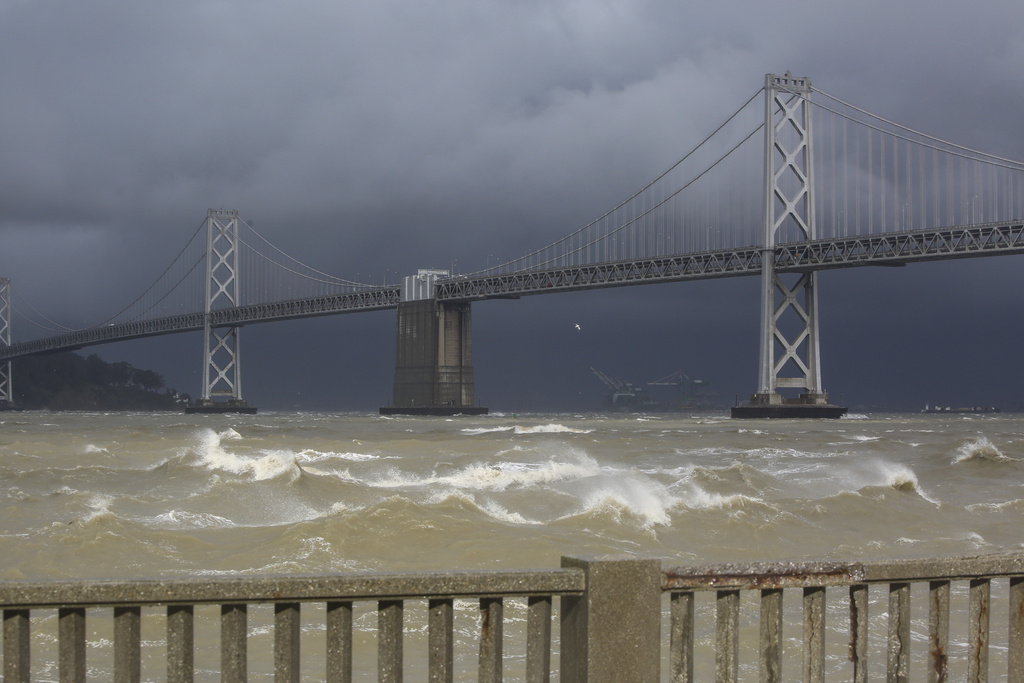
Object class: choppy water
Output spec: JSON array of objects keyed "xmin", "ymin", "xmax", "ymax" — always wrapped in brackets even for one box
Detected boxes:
[
  {"xmin": 1, "ymin": 410, "xmax": 1021, "ymax": 578},
  {"xmin": 1, "ymin": 410, "xmax": 1021, "ymax": 679}
]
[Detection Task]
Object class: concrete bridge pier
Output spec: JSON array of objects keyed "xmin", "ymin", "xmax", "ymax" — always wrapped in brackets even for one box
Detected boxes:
[{"xmin": 381, "ymin": 270, "xmax": 487, "ymax": 416}]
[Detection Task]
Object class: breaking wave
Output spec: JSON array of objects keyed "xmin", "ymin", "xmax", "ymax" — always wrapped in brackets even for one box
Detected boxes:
[
  {"xmin": 362, "ymin": 452, "xmax": 601, "ymax": 491},
  {"xmin": 188, "ymin": 428, "xmax": 300, "ymax": 481},
  {"xmin": 953, "ymin": 437, "xmax": 1011, "ymax": 463}
]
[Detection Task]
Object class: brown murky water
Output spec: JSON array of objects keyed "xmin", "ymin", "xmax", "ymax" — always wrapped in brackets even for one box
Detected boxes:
[{"xmin": 1, "ymin": 410, "xmax": 1020, "ymax": 679}]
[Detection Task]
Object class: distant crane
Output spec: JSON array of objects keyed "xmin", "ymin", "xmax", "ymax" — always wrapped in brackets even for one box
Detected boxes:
[
  {"xmin": 648, "ymin": 370, "xmax": 717, "ymax": 409},
  {"xmin": 589, "ymin": 367, "xmax": 659, "ymax": 411}
]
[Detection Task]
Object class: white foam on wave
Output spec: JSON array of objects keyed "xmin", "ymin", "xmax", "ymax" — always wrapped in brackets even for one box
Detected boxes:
[
  {"xmin": 869, "ymin": 461, "xmax": 939, "ymax": 504},
  {"xmin": 480, "ymin": 500, "xmax": 538, "ymax": 525},
  {"xmin": 513, "ymin": 424, "xmax": 593, "ymax": 435},
  {"xmin": 460, "ymin": 426, "xmax": 515, "ymax": 436},
  {"xmin": 296, "ymin": 449, "xmax": 378, "ymax": 463},
  {"xmin": 67, "ymin": 493, "xmax": 117, "ymax": 525},
  {"xmin": 953, "ymin": 437, "xmax": 1010, "ymax": 463},
  {"xmin": 880, "ymin": 463, "xmax": 919, "ymax": 491},
  {"xmin": 677, "ymin": 483, "xmax": 761, "ymax": 511},
  {"xmin": 365, "ymin": 452, "xmax": 601, "ymax": 491},
  {"xmin": 567, "ymin": 473, "xmax": 681, "ymax": 528},
  {"xmin": 966, "ymin": 499, "xmax": 1024, "ymax": 513},
  {"xmin": 424, "ymin": 489, "xmax": 540, "ymax": 525},
  {"xmin": 152, "ymin": 510, "xmax": 236, "ymax": 529},
  {"xmin": 191, "ymin": 428, "xmax": 300, "ymax": 481}
]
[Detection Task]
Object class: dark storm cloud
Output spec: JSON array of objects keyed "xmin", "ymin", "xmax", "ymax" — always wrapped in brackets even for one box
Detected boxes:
[{"xmin": 1, "ymin": 0, "xmax": 1022, "ymax": 410}]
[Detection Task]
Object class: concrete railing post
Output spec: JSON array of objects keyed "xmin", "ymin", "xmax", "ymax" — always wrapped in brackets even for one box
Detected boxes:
[{"xmin": 560, "ymin": 555, "xmax": 661, "ymax": 683}]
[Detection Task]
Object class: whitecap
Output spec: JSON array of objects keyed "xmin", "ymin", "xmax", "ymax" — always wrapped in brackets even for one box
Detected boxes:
[
  {"xmin": 296, "ymin": 449, "xmax": 378, "ymax": 463},
  {"xmin": 568, "ymin": 474, "xmax": 681, "ymax": 527},
  {"xmin": 84, "ymin": 494, "xmax": 114, "ymax": 521},
  {"xmin": 953, "ymin": 437, "xmax": 1009, "ymax": 463},
  {"xmin": 365, "ymin": 454, "xmax": 601, "ymax": 492},
  {"xmin": 513, "ymin": 424, "xmax": 593, "ymax": 435},
  {"xmin": 870, "ymin": 462, "xmax": 940, "ymax": 505},
  {"xmin": 152, "ymin": 510, "xmax": 236, "ymax": 529},
  {"xmin": 460, "ymin": 426, "xmax": 515, "ymax": 436},
  {"xmin": 966, "ymin": 499, "xmax": 1024, "ymax": 513},
  {"xmin": 676, "ymin": 482, "xmax": 763, "ymax": 511},
  {"xmin": 479, "ymin": 500, "xmax": 539, "ymax": 525},
  {"xmin": 191, "ymin": 428, "xmax": 299, "ymax": 481}
]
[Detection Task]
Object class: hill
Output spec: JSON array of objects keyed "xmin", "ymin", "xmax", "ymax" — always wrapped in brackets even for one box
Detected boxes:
[{"xmin": 10, "ymin": 352, "xmax": 188, "ymax": 411}]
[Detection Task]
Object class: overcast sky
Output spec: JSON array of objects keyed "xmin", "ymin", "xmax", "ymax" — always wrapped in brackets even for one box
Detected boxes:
[{"xmin": 2, "ymin": 0, "xmax": 1023, "ymax": 412}]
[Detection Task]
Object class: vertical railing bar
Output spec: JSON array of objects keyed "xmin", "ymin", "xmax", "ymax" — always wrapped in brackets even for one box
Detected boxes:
[
  {"xmin": 114, "ymin": 605, "xmax": 142, "ymax": 683},
  {"xmin": 1009, "ymin": 576, "xmax": 1024, "ymax": 683},
  {"xmin": 716, "ymin": 589, "xmax": 739, "ymax": 683},
  {"xmin": 670, "ymin": 591, "xmax": 694, "ymax": 683},
  {"xmin": 275, "ymin": 602, "xmax": 301, "ymax": 683},
  {"xmin": 428, "ymin": 598, "xmax": 454, "ymax": 683},
  {"xmin": 887, "ymin": 582, "xmax": 910, "ymax": 683},
  {"xmin": 479, "ymin": 597, "xmax": 504, "ymax": 683},
  {"xmin": 220, "ymin": 603, "xmax": 247, "ymax": 683},
  {"xmin": 378, "ymin": 599, "xmax": 403, "ymax": 683},
  {"xmin": 850, "ymin": 584, "xmax": 868, "ymax": 683},
  {"xmin": 58, "ymin": 607, "xmax": 86, "ymax": 683},
  {"xmin": 760, "ymin": 588, "xmax": 783, "ymax": 683},
  {"xmin": 326, "ymin": 601, "xmax": 353, "ymax": 683},
  {"xmin": 4, "ymin": 609, "xmax": 31, "ymax": 683},
  {"xmin": 525, "ymin": 596, "xmax": 551, "ymax": 683},
  {"xmin": 928, "ymin": 580, "xmax": 950, "ymax": 683},
  {"xmin": 968, "ymin": 578, "xmax": 991, "ymax": 683},
  {"xmin": 804, "ymin": 586, "xmax": 825, "ymax": 683},
  {"xmin": 167, "ymin": 604, "xmax": 194, "ymax": 683}
]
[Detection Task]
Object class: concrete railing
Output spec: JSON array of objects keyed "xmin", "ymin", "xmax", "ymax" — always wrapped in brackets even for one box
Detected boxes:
[
  {"xmin": 661, "ymin": 553, "xmax": 1024, "ymax": 683},
  {"xmin": 0, "ymin": 568, "xmax": 585, "ymax": 682},
  {"xmin": 0, "ymin": 553, "xmax": 1022, "ymax": 681}
]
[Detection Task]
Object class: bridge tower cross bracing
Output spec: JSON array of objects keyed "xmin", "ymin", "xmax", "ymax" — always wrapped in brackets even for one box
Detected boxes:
[
  {"xmin": 190, "ymin": 209, "xmax": 255, "ymax": 413},
  {"xmin": 0, "ymin": 277, "xmax": 12, "ymax": 406},
  {"xmin": 736, "ymin": 73, "xmax": 845, "ymax": 418}
]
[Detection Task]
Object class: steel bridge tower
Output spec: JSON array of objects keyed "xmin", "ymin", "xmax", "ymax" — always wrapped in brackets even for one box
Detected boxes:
[
  {"xmin": 0, "ymin": 277, "xmax": 13, "ymax": 408},
  {"xmin": 187, "ymin": 209, "xmax": 256, "ymax": 414},
  {"xmin": 733, "ymin": 73, "xmax": 846, "ymax": 418}
]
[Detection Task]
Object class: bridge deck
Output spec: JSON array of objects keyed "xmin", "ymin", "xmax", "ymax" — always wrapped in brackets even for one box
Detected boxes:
[{"xmin": 2, "ymin": 222, "xmax": 1021, "ymax": 362}]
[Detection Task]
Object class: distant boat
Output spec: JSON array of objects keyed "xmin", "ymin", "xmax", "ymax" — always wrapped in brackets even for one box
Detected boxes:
[{"xmin": 922, "ymin": 405, "xmax": 1000, "ymax": 414}]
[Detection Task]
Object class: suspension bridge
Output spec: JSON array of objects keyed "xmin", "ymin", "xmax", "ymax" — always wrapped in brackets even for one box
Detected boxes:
[{"xmin": 2, "ymin": 73, "xmax": 1023, "ymax": 416}]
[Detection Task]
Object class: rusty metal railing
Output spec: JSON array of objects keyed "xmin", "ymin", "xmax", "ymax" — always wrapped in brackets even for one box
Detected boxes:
[{"xmin": 662, "ymin": 554, "xmax": 1024, "ymax": 683}]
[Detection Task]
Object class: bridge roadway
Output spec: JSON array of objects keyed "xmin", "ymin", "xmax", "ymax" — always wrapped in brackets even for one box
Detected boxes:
[{"xmin": 2, "ymin": 220, "xmax": 1021, "ymax": 362}]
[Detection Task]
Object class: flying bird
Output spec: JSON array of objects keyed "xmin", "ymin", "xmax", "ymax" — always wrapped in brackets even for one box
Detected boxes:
[{"xmin": 574, "ymin": 323, "xmax": 581, "ymax": 331}]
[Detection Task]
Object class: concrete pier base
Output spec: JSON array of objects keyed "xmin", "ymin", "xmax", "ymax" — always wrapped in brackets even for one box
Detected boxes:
[
  {"xmin": 380, "ymin": 299, "xmax": 487, "ymax": 416},
  {"xmin": 185, "ymin": 399, "xmax": 258, "ymax": 415},
  {"xmin": 731, "ymin": 391, "xmax": 847, "ymax": 419}
]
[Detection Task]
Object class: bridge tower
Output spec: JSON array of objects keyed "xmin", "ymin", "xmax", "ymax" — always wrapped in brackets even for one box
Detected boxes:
[
  {"xmin": 0, "ymin": 277, "xmax": 14, "ymax": 408},
  {"xmin": 187, "ymin": 209, "xmax": 256, "ymax": 414},
  {"xmin": 733, "ymin": 73, "xmax": 846, "ymax": 418},
  {"xmin": 380, "ymin": 270, "xmax": 487, "ymax": 416}
]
